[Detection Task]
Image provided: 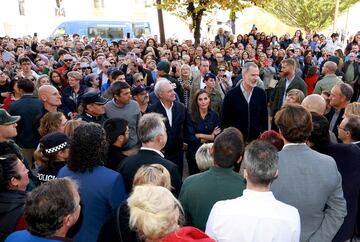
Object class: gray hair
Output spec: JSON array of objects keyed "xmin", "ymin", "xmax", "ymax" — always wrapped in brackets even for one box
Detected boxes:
[
  {"xmin": 195, "ymin": 143, "xmax": 214, "ymax": 171},
  {"xmin": 154, "ymin": 78, "xmax": 170, "ymax": 98},
  {"xmin": 138, "ymin": 113, "xmax": 166, "ymax": 143},
  {"xmin": 243, "ymin": 140, "xmax": 279, "ymax": 185},
  {"xmin": 241, "ymin": 61, "xmax": 258, "ymax": 76},
  {"xmin": 337, "ymin": 83, "xmax": 354, "ymax": 101}
]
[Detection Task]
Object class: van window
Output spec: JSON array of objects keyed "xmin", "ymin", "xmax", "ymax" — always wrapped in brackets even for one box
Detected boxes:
[
  {"xmin": 88, "ymin": 27, "xmax": 124, "ymax": 39},
  {"xmin": 134, "ymin": 26, "xmax": 150, "ymax": 38}
]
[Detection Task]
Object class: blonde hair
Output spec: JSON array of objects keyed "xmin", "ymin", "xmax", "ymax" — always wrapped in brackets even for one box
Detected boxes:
[
  {"xmin": 38, "ymin": 112, "xmax": 65, "ymax": 137},
  {"xmin": 133, "ymin": 164, "xmax": 171, "ymax": 190},
  {"xmin": 195, "ymin": 143, "xmax": 214, "ymax": 171},
  {"xmin": 179, "ymin": 64, "xmax": 192, "ymax": 80},
  {"xmin": 64, "ymin": 120, "xmax": 86, "ymax": 138},
  {"xmin": 128, "ymin": 185, "xmax": 183, "ymax": 241},
  {"xmin": 286, "ymin": 89, "xmax": 305, "ymax": 104},
  {"xmin": 344, "ymin": 102, "xmax": 360, "ymax": 118}
]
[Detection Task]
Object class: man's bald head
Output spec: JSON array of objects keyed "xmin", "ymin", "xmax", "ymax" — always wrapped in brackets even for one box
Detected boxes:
[
  {"xmin": 38, "ymin": 85, "xmax": 61, "ymax": 109},
  {"xmin": 324, "ymin": 61, "xmax": 337, "ymax": 74},
  {"xmin": 302, "ymin": 94, "xmax": 326, "ymax": 115}
]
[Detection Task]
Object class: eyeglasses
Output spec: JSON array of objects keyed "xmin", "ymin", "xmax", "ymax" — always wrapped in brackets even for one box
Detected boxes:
[
  {"xmin": 64, "ymin": 59, "xmax": 72, "ymax": 62},
  {"xmin": 337, "ymin": 125, "xmax": 348, "ymax": 131}
]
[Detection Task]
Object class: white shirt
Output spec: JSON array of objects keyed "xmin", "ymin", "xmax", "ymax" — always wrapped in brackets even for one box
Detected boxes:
[
  {"xmin": 160, "ymin": 101, "xmax": 173, "ymax": 126},
  {"xmin": 200, "ymin": 76, "xmax": 206, "ymax": 89},
  {"xmin": 240, "ymin": 82, "xmax": 254, "ymax": 103},
  {"xmin": 206, "ymin": 189, "xmax": 300, "ymax": 242},
  {"xmin": 283, "ymin": 75, "xmax": 295, "ymax": 104}
]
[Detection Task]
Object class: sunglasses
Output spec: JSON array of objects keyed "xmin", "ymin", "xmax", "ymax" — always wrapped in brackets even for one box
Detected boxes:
[
  {"xmin": 64, "ymin": 59, "xmax": 72, "ymax": 62},
  {"xmin": 136, "ymin": 79, "xmax": 144, "ymax": 82},
  {"xmin": 81, "ymin": 67, "xmax": 92, "ymax": 70},
  {"xmin": 104, "ymin": 65, "xmax": 110, "ymax": 68},
  {"xmin": 219, "ymin": 69, "xmax": 226, "ymax": 72},
  {"xmin": 110, "ymin": 62, "xmax": 115, "ymax": 64}
]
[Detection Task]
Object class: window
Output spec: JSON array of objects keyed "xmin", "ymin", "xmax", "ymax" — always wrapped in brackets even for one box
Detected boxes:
[
  {"xmin": 134, "ymin": 24, "xmax": 151, "ymax": 38},
  {"xmin": 93, "ymin": 0, "xmax": 105, "ymax": 8},
  {"xmin": 88, "ymin": 27, "xmax": 124, "ymax": 39}
]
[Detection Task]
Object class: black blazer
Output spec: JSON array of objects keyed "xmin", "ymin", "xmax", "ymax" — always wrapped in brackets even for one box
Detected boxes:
[
  {"xmin": 325, "ymin": 108, "xmax": 345, "ymax": 141},
  {"xmin": 9, "ymin": 95, "xmax": 43, "ymax": 148},
  {"xmin": 117, "ymin": 149, "xmax": 182, "ymax": 197},
  {"xmin": 147, "ymin": 101, "xmax": 186, "ymax": 156},
  {"xmin": 312, "ymin": 143, "xmax": 360, "ymax": 242}
]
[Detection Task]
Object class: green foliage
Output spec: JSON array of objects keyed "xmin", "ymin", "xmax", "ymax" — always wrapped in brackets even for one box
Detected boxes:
[
  {"xmin": 263, "ymin": 0, "xmax": 358, "ymax": 32},
  {"xmin": 156, "ymin": 0, "xmax": 269, "ymax": 45}
]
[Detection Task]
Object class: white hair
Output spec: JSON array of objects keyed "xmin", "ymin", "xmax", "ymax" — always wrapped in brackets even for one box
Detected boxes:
[
  {"xmin": 154, "ymin": 78, "xmax": 171, "ymax": 98},
  {"xmin": 195, "ymin": 143, "xmax": 214, "ymax": 171}
]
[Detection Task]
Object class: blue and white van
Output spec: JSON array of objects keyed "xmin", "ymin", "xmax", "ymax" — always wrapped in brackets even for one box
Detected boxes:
[{"xmin": 51, "ymin": 20, "xmax": 151, "ymax": 41}]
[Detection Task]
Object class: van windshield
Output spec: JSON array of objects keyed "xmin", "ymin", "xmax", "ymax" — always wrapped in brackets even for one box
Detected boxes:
[{"xmin": 88, "ymin": 27, "xmax": 124, "ymax": 39}]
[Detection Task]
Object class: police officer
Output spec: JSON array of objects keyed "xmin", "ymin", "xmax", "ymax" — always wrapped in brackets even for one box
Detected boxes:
[{"xmin": 78, "ymin": 92, "xmax": 108, "ymax": 125}]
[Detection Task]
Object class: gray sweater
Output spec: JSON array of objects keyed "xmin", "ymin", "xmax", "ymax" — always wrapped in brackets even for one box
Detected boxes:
[{"xmin": 105, "ymin": 99, "xmax": 140, "ymax": 149}]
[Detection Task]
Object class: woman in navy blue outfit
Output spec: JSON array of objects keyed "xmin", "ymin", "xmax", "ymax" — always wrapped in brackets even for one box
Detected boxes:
[
  {"xmin": 58, "ymin": 123, "xmax": 127, "ymax": 242},
  {"xmin": 61, "ymin": 71, "xmax": 87, "ymax": 119},
  {"xmin": 186, "ymin": 89, "xmax": 220, "ymax": 175}
]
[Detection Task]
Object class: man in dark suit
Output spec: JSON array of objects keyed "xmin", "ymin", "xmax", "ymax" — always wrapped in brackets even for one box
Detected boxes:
[
  {"xmin": 271, "ymin": 58, "xmax": 307, "ymax": 129},
  {"xmin": 326, "ymin": 83, "xmax": 353, "ymax": 140},
  {"xmin": 147, "ymin": 78, "xmax": 187, "ymax": 176},
  {"xmin": 221, "ymin": 62, "xmax": 268, "ymax": 142},
  {"xmin": 271, "ymin": 104, "xmax": 347, "ymax": 242},
  {"xmin": 338, "ymin": 115, "xmax": 360, "ymax": 147},
  {"xmin": 117, "ymin": 112, "xmax": 182, "ymax": 197},
  {"xmin": 308, "ymin": 113, "xmax": 360, "ymax": 242},
  {"xmin": 9, "ymin": 78, "xmax": 43, "ymax": 166},
  {"xmin": 214, "ymin": 27, "xmax": 229, "ymax": 47}
]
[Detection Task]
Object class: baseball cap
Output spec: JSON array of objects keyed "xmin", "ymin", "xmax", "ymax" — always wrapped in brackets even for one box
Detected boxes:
[
  {"xmin": 131, "ymin": 85, "xmax": 150, "ymax": 96},
  {"xmin": 80, "ymin": 62, "xmax": 91, "ymax": 68},
  {"xmin": 0, "ymin": 109, "xmax": 20, "ymax": 125},
  {"xmin": 157, "ymin": 61, "xmax": 170, "ymax": 73},
  {"xmin": 203, "ymin": 73, "xmax": 216, "ymax": 82},
  {"xmin": 81, "ymin": 92, "xmax": 108, "ymax": 105}
]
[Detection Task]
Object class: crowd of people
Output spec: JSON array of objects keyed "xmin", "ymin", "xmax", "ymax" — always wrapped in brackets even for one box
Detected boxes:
[{"xmin": 0, "ymin": 25, "xmax": 360, "ymax": 242}]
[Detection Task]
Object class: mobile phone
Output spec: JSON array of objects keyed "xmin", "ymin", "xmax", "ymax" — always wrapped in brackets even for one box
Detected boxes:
[
  {"xmin": 34, "ymin": 32, "xmax": 37, "ymax": 37},
  {"xmin": 172, "ymin": 66, "xmax": 176, "ymax": 73}
]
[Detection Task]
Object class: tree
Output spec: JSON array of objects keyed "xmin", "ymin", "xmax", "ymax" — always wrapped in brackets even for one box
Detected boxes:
[
  {"xmin": 263, "ymin": 0, "xmax": 358, "ymax": 32},
  {"xmin": 157, "ymin": 0, "xmax": 268, "ymax": 46}
]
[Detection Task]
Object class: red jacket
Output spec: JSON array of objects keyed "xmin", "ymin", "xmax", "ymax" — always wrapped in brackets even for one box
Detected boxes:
[
  {"xmin": 305, "ymin": 75, "xmax": 318, "ymax": 95},
  {"xmin": 162, "ymin": 227, "xmax": 215, "ymax": 242}
]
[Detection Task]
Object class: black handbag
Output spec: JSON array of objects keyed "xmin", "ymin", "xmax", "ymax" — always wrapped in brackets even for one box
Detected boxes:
[{"xmin": 116, "ymin": 206, "xmax": 123, "ymax": 242}]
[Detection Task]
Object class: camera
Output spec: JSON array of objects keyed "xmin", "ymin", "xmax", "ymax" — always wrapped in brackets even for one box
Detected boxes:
[{"xmin": 171, "ymin": 66, "xmax": 177, "ymax": 73}]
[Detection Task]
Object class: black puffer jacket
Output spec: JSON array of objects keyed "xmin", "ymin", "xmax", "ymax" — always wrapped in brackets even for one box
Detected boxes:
[{"xmin": 0, "ymin": 190, "xmax": 26, "ymax": 242}]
